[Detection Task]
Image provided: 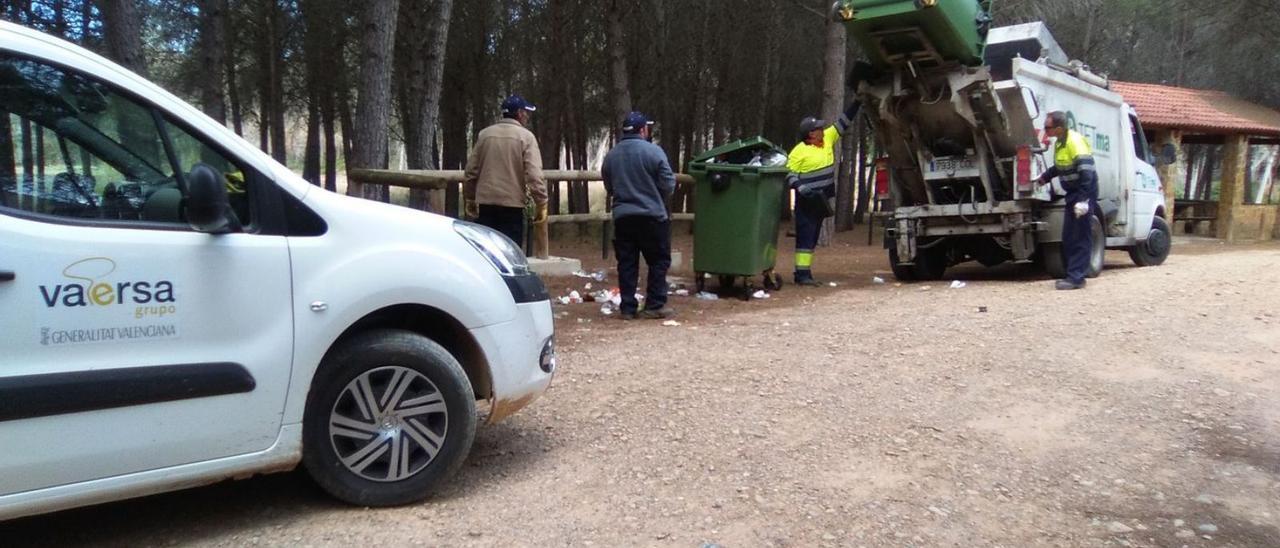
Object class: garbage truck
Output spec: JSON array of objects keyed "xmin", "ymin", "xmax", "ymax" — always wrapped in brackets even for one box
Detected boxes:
[{"xmin": 835, "ymin": 2, "xmax": 1174, "ymax": 280}]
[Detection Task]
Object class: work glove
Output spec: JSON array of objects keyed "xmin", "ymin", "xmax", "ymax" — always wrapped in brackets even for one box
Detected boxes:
[
  {"xmin": 464, "ymin": 199, "xmax": 478, "ymax": 220},
  {"xmin": 533, "ymin": 202, "xmax": 548, "ymax": 224},
  {"xmin": 1073, "ymin": 201, "xmax": 1090, "ymax": 219}
]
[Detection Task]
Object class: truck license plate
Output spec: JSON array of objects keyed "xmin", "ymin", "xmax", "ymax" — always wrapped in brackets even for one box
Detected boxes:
[{"xmin": 924, "ymin": 156, "xmax": 980, "ymax": 180}]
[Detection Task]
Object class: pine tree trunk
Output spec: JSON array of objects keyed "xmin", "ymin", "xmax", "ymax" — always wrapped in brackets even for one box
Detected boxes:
[
  {"xmin": 606, "ymin": 0, "xmax": 632, "ymax": 132},
  {"xmin": 302, "ymin": 95, "xmax": 321, "ymax": 185},
  {"xmin": 101, "ymin": 0, "xmax": 149, "ymax": 78},
  {"xmin": 0, "ymin": 114, "xmax": 14, "ymax": 183},
  {"xmin": 818, "ymin": 14, "xmax": 847, "ymax": 245},
  {"xmin": 225, "ymin": 22, "xmax": 243, "ymax": 136},
  {"xmin": 348, "ymin": 0, "xmax": 400, "ymax": 201},
  {"xmin": 195, "ymin": 0, "xmax": 228, "ymax": 124},
  {"xmin": 396, "ymin": 0, "xmax": 454, "ymax": 212},
  {"xmin": 854, "ymin": 120, "xmax": 871, "ymax": 224},
  {"xmin": 267, "ymin": 0, "xmax": 286, "ymax": 164}
]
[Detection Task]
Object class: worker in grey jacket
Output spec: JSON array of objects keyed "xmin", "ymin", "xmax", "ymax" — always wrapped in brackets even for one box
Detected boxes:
[{"xmin": 601, "ymin": 111, "xmax": 677, "ymax": 320}]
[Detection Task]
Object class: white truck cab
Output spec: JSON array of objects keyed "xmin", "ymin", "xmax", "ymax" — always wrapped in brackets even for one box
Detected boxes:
[{"xmin": 0, "ymin": 21, "xmax": 555, "ymax": 519}]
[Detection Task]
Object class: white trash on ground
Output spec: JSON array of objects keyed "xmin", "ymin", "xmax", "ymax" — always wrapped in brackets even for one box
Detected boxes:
[
  {"xmin": 674, "ymin": 289, "xmax": 690, "ymax": 296},
  {"xmin": 662, "ymin": 320, "xmax": 682, "ymax": 327},
  {"xmin": 872, "ymin": 276, "xmax": 886, "ymax": 284},
  {"xmin": 572, "ymin": 270, "xmax": 607, "ymax": 281},
  {"xmin": 752, "ymin": 290, "xmax": 770, "ymax": 299},
  {"xmin": 696, "ymin": 292, "xmax": 720, "ymax": 301},
  {"xmin": 949, "ymin": 280, "xmax": 967, "ymax": 289}
]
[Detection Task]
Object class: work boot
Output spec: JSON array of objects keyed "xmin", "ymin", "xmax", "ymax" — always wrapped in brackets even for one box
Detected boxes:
[
  {"xmin": 639, "ymin": 307, "xmax": 676, "ymax": 320},
  {"xmin": 794, "ymin": 271, "xmax": 820, "ymax": 286},
  {"xmin": 1054, "ymin": 279, "xmax": 1086, "ymax": 290}
]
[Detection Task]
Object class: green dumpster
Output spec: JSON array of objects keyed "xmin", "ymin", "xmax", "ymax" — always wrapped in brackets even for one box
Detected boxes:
[
  {"xmin": 836, "ymin": 0, "xmax": 994, "ymax": 69},
  {"xmin": 688, "ymin": 137, "xmax": 789, "ymax": 295}
]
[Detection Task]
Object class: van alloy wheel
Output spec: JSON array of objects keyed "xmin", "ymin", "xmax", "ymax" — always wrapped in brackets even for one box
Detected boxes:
[
  {"xmin": 303, "ymin": 329, "xmax": 476, "ymax": 507},
  {"xmin": 328, "ymin": 366, "xmax": 448, "ymax": 482}
]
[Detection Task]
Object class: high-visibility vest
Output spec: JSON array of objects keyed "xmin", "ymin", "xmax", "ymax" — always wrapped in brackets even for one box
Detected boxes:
[
  {"xmin": 1053, "ymin": 129, "xmax": 1096, "ymax": 193},
  {"xmin": 786, "ymin": 110, "xmax": 855, "ymax": 197}
]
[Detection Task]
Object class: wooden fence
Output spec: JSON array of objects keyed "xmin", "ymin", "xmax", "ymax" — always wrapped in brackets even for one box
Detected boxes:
[{"xmin": 348, "ymin": 169, "xmax": 696, "ymax": 259}]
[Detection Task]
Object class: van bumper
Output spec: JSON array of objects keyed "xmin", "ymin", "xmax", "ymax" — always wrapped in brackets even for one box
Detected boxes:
[{"xmin": 469, "ymin": 299, "xmax": 555, "ymax": 423}]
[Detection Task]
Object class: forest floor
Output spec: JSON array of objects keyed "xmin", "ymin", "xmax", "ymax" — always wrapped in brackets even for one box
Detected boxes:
[{"xmin": 4, "ymin": 232, "xmax": 1280, "ymax": 547}]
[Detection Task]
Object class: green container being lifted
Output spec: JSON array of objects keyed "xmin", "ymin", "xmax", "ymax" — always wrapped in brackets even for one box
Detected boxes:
[
  {"xmin": 836, "ymin": 0, "xmax": 994, "ymax": 69},
  {"xmin": 688, "ymin": 137, "xmax": 790, "ymax": 296}
]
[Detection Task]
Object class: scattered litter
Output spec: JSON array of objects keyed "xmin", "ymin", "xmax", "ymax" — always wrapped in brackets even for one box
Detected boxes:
[
  {"xmin": 584, "ymin": 283, "xmax": 592, "ymax": 290},
  {"xmin": 662, "ymin": 320, "xmax": 682, "ymax": 327},
  {"xmin": 977, "ymin": 306, "xmax": 988, "ymax": 313},
  {"xmin": 695, "ymin": 292, "xmax": 720, "ymax": 301},
  {"xmin": 920, "ymin": 285, "xmax": 932, "ymax": 292},
  {"xmin": 872, "ymin": 276, "xmax": 886, "ymax": 285},
  {"xmin": 568, "ymin": 290, "xmax": 583, "ymax": 304},
  {"xmin": 949, "ymin": 280, "xmax": 967, "ymax": 289},
  {"xmin": 610, "ymin": 292, "xmax": 622, "ymax": 306},
  {"xmin": 752, "ymin": 290, "xmax": 771, "ymax": 300},
  {"xmin": 572, "ymin": 270, "xmax": 607, "ymax": 281},
  {"xmin": 590, "ymin": 289, "xmax": 612, "ymax": 303},
  {"xmin": 674, "ymin": 289, "xmax": 690, "ymax": 296},
  {"xmin": 828, "ymin": 282, "xmax": 838, "ymax": 287},
  {"xmin": 599, "ymin": 304, "xmax": 614, "ymax": 316},
  {"xmin": 557, "ymin": 296, "xmax": 571, "ymax": 305}
]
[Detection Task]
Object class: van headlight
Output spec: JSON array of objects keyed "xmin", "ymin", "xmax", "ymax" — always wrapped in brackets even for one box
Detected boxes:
[{"xmin": 453, "ymin": 221, "xmax": 531, "ymax": 276}]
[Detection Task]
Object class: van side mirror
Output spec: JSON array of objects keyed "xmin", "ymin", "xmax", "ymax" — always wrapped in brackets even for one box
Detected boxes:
[
  {"xmin": 185, "ymin": 163, "xmax": 241, "ymax": 234},
  {"xmin": 1154, "ymin": 143, "xmax": 1177, "ymax": 166}
]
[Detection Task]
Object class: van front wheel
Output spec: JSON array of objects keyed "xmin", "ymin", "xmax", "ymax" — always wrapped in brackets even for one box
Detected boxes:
[
  {"xmin": 303, "ymin": 329, "xmax": 477, "ymax": 507},
  {"xmin": 1129, "ymin": 216, "xmax": 1172, "ymax": 267}
]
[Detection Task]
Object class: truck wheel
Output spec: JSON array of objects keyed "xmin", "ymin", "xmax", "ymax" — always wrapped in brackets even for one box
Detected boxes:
[
  {"xmin": 1129, "ymin": 217, "xmax": 1172, "ymax": 267},
  {"xmin": 303, "ymin": 329, "xmax": 476, "ymax": 507},
  {"xmin": 913, "ymin": 245, "xmax": 948, "ymax": 281},
  {"xmin": 887, "ymin": 246, "xmax": 917, "ymax": 282},
  {"xmin": 1086, "ymin": 215, "xmax": 1105, "ymax": 279},
  {"xmin": 1039, "ymin": 243, "xmax": 1066, "ymax": 279}
]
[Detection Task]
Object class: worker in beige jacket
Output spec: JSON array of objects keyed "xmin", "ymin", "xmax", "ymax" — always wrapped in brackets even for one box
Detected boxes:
[{"xmin": 463, "ymin": 94, "xmax": 549, "ymax": 247}]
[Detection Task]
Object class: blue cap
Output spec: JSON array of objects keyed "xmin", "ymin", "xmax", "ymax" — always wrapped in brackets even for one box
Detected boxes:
[
  {"xmin": 501, "ymin": 95, "xmax": 537, "ymax": 115},
  {"xmin": 622, "ymin": 111, "xmax": 654, "ymax": 133}
]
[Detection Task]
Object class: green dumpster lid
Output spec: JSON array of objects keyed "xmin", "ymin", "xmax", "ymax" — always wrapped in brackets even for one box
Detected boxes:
[{"xmin": 691, "ymin": 136, "xmax": 786, "ymax": 164}]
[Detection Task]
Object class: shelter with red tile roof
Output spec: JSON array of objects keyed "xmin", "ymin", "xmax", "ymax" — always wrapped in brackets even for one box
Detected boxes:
[{"xmin": 1112, "ymin": 81, "xmax": 1280, "ymax": 242}]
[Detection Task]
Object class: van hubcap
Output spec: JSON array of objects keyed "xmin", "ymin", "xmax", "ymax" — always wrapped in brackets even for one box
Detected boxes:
[{"xmin": 328, "ymin": 366, "xmax": 448, "ymax": 482}]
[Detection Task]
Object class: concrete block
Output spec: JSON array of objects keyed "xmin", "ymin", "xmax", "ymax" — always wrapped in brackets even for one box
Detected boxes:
[
  {"xmin": 528, "ymin": 256, "xmax": 582, "ymax": 277},
  {"xmin": 1192, "ymin": 220, "xmax": 1215, "ymax": 237}
]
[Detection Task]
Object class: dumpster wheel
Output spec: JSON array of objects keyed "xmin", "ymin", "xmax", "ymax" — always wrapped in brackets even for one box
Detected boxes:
[{"xmin": 762, "ymin": 270, "xmax": 783, "ymax": 291}]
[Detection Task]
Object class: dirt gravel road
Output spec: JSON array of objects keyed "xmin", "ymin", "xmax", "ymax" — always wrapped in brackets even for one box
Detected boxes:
[{"xmin": 4, "ymin": 241, "xmax": 1279, "ymax": 547}]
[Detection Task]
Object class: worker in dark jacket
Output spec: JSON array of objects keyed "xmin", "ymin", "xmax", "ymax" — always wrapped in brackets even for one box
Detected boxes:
[
  {"xmin": 602, "ymin": 111, "xmax": 677, "ymax": 320},
  {"xmin": 1036, "ymin": 110, "xmax": 1099, "ymax": 290}
]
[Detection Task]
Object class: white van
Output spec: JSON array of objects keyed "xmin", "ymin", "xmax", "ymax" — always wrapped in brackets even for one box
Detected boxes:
[{"xmin": 0, "ymin": 21, "xmax": 554, "ymax": 519}]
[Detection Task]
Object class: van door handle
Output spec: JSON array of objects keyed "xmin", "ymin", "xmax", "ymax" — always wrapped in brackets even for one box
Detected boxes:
[{"xmin": 0, "ymin": 270, "xmax": 14, "ymax": 282}]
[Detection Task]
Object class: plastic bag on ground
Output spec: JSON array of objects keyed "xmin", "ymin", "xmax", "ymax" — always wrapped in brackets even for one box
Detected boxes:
[{"xmin": 696, "ymin": 292, "xmax": 719, "ymax": 301}]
